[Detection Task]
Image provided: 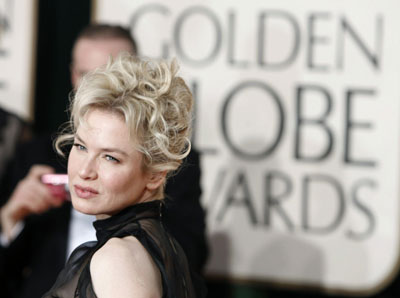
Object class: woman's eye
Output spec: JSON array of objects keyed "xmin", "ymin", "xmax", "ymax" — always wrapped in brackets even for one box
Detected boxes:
[
  {"xmin": 105, "ymin": 155, "xmax": 119, "ymax": 163},
  {"xmin": 73, "ymin": 143, "xmax": 86, "ymax": 151}
]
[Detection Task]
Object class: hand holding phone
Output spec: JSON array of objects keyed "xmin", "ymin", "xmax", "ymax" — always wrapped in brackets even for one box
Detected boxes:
[{"xmin": 41, "ymin": 174, "xmax": 69, "ymax": 201}]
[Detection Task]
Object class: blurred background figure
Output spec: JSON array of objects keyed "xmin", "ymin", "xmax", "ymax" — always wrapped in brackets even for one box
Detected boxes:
[
  {"xmin": 0, "ymin": 107, "xmax": 30, "ymax": 183},
  {"xmin": 0, "ymin": 23, "xmax": 207, "ymax": 298}
]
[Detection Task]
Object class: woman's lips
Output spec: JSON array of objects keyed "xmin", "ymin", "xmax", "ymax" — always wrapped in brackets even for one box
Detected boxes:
[{"xmin": 74, "ymin": 185, "xmax": 99, "ymax": 199}]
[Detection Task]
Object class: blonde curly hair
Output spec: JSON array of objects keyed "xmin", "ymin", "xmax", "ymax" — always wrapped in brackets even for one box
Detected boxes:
[{"xmin": 56, "ymin": 54, "xmax": 193, "ymax": 198}]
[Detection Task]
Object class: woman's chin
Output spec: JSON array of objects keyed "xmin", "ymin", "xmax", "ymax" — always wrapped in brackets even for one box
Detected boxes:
[{"xmin": 71, "ymin": 196, "xmax": 96, "ymax": 215}]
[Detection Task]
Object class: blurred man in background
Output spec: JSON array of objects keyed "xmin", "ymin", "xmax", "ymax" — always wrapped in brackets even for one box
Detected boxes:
[{"xmin": 0, "ymin": 107, "xmax": 30, "ymax": 182}]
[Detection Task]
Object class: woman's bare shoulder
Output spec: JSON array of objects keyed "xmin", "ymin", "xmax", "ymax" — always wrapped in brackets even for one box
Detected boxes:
[{"xmin": 90, "ymin": 236, "xmax": 162, "ymax": 298}]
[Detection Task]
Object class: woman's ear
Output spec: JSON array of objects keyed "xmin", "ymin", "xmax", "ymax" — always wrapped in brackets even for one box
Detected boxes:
[{"xmin": 146, "ymin": 171, "xmax": 167, "ymax": 190}]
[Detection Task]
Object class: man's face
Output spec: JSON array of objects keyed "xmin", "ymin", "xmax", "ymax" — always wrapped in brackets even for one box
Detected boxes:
[{"xmin": 71, "ymin": 37, "xmax": 134, "ymax": 89}]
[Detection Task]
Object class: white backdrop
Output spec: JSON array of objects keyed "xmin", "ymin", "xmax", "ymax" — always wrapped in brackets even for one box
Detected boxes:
[
  {"xmin": 0, "ymin": 0, "xmax": 37, "ymax": 120},
  {"xmin": 95, "ymin": 0, "xmax": 400, "ymax": 295}
]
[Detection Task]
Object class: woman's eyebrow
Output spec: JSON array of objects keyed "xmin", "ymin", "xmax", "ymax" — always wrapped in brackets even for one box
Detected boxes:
[
  {"xmin": 75, "ymin": 134, "xmax": 85, "ymax": 144},
  {"xmin": 100, "ymin": 147, "xmax": 128, "ymax": 157},
  {"xmin": 75, "ymin": 134, "xmax": 128, "ymax": 156}
]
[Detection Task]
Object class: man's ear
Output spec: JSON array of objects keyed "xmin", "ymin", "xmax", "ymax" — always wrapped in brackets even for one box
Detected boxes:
[{"xmin": 146, "ymin": 171, "xmax": 167, "ymax": 190}]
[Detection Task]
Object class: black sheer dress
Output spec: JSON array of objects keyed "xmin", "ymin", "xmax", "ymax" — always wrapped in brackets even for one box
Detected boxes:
[{"xmin": 42, "ymin": 200, "xmax": 205, "ymax": 298}]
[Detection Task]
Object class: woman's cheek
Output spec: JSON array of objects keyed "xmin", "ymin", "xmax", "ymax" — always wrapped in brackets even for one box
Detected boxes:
[
  {"xmin": 104, "ymin": 168, "xmax": 132, "ymax": 192},
  {"xmin": 68, "ymin": 150, "xmax": 83, "ymax": 177}
]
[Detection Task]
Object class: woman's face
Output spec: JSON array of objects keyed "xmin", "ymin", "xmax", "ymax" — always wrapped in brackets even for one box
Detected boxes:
[{"xmin": 68, "ymin": 109, "xmax": 160, "ymax": 218}]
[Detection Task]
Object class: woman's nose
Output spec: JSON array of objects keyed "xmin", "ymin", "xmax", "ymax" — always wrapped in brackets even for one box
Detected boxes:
[{"xmin": 79, "ymin": 157, "xmax": 98, "ymax": 180}]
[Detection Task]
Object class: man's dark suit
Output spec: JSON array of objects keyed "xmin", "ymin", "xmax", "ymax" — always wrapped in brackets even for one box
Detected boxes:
[{"xmin": 0, "ymin": 133, "xmax": 208, "ymax": 298}]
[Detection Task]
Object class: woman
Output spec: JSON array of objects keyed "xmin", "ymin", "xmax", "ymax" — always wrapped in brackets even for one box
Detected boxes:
[{"xmin": 43, "ymin": 54, "xmax": 204, "ymax": 297}]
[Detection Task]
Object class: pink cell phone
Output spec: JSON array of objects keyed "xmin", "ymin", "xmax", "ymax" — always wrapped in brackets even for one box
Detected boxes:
[{"xmin": 41, "ymin": 174, "xmax": 69, "ymax": 201}]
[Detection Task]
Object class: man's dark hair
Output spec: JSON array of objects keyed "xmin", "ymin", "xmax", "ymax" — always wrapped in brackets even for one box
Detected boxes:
[{"xmin": 74, "ymin": 23, "xmax": 138, "ymax": 55}]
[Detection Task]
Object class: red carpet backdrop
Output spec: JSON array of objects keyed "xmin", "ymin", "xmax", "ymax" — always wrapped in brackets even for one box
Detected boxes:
[{"xmin": 95, "ymin": 0, "xmax": 400, "ymax": 295}]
